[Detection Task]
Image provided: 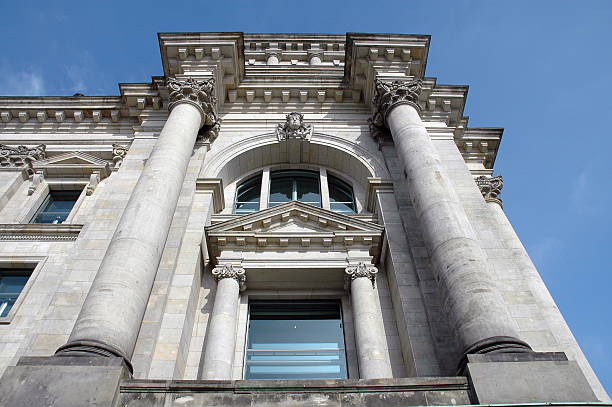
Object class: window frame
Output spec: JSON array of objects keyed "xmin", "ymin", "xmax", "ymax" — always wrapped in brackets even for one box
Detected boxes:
[
  {"xmin": 232, "ymin": 166, "xmax": 357, "ymax": 214},
  {"xmin": 19, "ymin": 180, "xmax": 88, "ymax": 224},
  {"xmin": 243, "ymin": 298, "xmax": 350, "ymax": 381},
  {"xmin": 0, "ymin": 257, "xmax": 46, "ymax": 324}
]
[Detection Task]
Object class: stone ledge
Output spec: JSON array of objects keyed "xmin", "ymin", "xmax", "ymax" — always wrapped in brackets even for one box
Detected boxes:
[
  {"xmin": 121, "ymin": 376, "xmax": 469, "ymax": 393},
  {"xmin": 0, "ymin": 223, "xmax": 83, "ymax": 241}
]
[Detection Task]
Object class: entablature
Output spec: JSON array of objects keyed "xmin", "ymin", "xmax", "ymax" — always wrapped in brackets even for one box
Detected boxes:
[{"xmin": 206, "ymin": 201, "xmax": 384, "ymax": 266}]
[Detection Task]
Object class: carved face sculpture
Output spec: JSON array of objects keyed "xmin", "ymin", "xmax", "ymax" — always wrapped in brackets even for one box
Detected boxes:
[{"xmin": 287, "ymin": 112, "xmax": 302, "ymax": 130}]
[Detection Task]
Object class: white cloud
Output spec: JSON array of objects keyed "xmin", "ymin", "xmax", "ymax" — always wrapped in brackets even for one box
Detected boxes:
[
  {"xmin": 529, "ymin": 236, "xmax": 561, "ymax": 270},
  {"xmin": 569, "ymin": 166, "xmax": 606, "ymax": 215},
  {"xmin": 0, "ymin": 68, "xmax": 46, "ymax": 96}
]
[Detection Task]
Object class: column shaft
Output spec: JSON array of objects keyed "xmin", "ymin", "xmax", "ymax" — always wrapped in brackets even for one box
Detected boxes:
[
  {"xmin": 347, "ymin": 264, "xmax": 392, "ymax": 379},
  {"xmin": 200, "ymin": 265, "xmax": 245, "ymax": 380},
  {"xmin": 58, "ymin": 102, "xmax": 202, "ymax": 367},
  {"xmin": 379, "ymin": 89, "xmax": 529, "ymax": 366}
]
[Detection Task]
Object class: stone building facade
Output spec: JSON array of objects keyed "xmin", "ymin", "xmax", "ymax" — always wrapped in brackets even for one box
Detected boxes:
[{"xmin": 0, "ymin": 32, "xmax": 608, "ymax": 406}]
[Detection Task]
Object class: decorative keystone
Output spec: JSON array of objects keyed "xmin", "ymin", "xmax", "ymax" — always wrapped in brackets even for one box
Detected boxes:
[
  {"xmin": 475, "ymin": 175, "xmax": 504, "ymax": 207},
  {"xmin": 275, "ymin": 112, "xmax": 313, "ymax": 141},
  {"xmin": 369, "ymin": 79, "xmax": 423, "ymax": 139},
  {"xmin": 167, "ymin": 77, "xmax": 221, "ymax": 141},
  {"xmin": 0, "ymin": 144, "xmax": 46, "ymax": 175},
  {"xmin": 345, "ymin": 262, "xmax": 378, "ymax": 289},
  {"xmin": 212, "ymin": 264, "xmax": 246, "ymax": 291}
]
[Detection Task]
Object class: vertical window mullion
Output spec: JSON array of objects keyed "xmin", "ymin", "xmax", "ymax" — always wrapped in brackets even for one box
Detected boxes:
[
  {"xmin": 260, "ymin": 168, "xmax": 271, "ymax": 210},
  {"xmin": 320, "ymin": 168, "xmax": 330, "ymax": 210}
]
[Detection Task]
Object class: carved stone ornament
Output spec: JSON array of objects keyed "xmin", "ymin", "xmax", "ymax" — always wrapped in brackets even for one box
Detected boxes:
[
  {"xmin": 345, "ymin": 262, "xmax": 378, "ymax": 289},
  {"xmin": 167, "ymin": 77, "xmax": 221, "ymax": 141},
  {"xmin": 0, "ymin": 144, "xmax": 46, "ymax": 175},
  {"xmin": 475, "ymin": 175, "xmax": 504, "ymax": 206},
  {"xmin": 112, "ymin": 143, "xmax": 128, "ymax": 168},
  {"xmin": 212, "ymin": 264, "xmax": 246, "ymax": 291},
  {"xmin": 275, "ymin": 112, "xmax": 313, "ymax": 141},
  {"xmin": 369, "ymin": 79, "xmax": 423, "ymax": 139}
]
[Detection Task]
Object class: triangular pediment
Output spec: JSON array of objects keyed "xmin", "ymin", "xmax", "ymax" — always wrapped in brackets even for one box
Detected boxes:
[
  {"xmin": 205, "ymin": 202, "xmax": 384, "ymax": 257},
  {"xmin": 34, "ymin": 151, "xmax": 111, "ymax": 178},
  {"xmin": 207, "ymin": 201, "xmax": 384, "ymax": 235}
]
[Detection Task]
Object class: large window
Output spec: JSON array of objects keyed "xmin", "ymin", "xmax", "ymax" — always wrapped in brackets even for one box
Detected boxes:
[
  {"xmin": 233, "ymin": 169, "xmax": 356, "ymax": 214},
  {"xmin": 245, "ymin": 300, "xmax": 348, "ymax": 380},
  {"xmin": 30, "ymin": 190, "xmax": 82, "ymax": 224},
  {"xmin": 0, "ymin": 269, "xmax": 31, "ymax": 318}
]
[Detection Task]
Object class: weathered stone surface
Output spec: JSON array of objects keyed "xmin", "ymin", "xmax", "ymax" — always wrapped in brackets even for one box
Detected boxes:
[
  {"xmin": 0, "ymin": 356, "xmax": 128, "ymax": 407},
  {"xmin": 120, "ymin": 377, "xmax": 469, "ymax": 406},
  {"xmin": 467, "ymin": 353, "xmax": 599, "ymax": 403}
]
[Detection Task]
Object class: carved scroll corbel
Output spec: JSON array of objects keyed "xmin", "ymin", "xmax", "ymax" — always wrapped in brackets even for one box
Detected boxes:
[{"xmin": 28, "ymin": 170, "xmax": 45, "ymax": 195}]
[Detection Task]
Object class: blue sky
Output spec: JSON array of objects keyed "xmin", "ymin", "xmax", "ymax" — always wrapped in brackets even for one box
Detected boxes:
[{"xmin": 1, "ymin": 0, "xmax": 610, "ymax": 394}]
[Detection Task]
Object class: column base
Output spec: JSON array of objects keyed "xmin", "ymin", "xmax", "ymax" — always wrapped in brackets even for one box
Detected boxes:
[
  {"xmin": 457, "ymin": 336, "xmax": 532, "ymax": 375},
  {"xmin": 56, "ymin": 339, "xmax": 133, "ymax": 374},
  {"xmin": 466, "ymin": 352, "xmax": 599, "ymax": 403},
  {"xmin": 0, "ymin": 356, "xmax": 129, "ymax": 407}
]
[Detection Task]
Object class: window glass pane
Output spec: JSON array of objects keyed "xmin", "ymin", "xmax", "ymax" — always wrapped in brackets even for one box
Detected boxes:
[
  {"xmin": 32, "ymin": 190, "xmax": 81, "ymax": 224},
  {"xmin": 0, "ymin": 271, "xmax": 30, "ymax": 318},
  {"xmin": 270, "ymin": 170, "xmax": 321, "ymax": 208},
  {"xmin": 246, "ymin": 300, "xmax": 348, "ymax": 380},
  {"xmin": 296, "ymin": 178, "xmax": 321, "ymax": 207},
  {"xmin": 235, "ymin": 175, "xmax": 262, "ymax": 214},
  {"xmin": 269, "ymin": 178, "xmax": 293, "ymax": 203},
  {"xmin": 330, "ymin": 202, "xmax": 356, "ymax": 213},
  {"xmin": 328, "ymin": 175, "xmax": 356, "ymax": 214}
]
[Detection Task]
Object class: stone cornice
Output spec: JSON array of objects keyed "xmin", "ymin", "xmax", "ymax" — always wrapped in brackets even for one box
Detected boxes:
[
  {"xmin": 0, "ymin": 224, "xmax": 83, "ymax": 241},
  {"xmin": 455, "ymin": 127, "xmax": 503, "ymax": 169},
  {"xmin": 158, "ymin": 32, "xmax": 244, "ymax": 108},
  {"xmin": 0, "ymin": 96, "xmax": 127, "ymax": 126}
]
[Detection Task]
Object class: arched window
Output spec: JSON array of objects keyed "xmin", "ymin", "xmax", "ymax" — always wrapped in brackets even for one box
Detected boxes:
[{"xmin": 233, "ymin": 168, "xmax": 356, "ymax": 214}]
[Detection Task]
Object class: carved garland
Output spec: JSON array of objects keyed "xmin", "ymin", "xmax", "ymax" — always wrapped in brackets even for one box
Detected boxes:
[
  {"xmin": 212, "ymin": 264, "xmax": 246, "ymax": 291},
  {"xmin": 0, "ymin": 144, "xmax": 46, "ymax": 175},
  {"xmin": 167, "ymin": 77, "xmax": 221, "ymax": 141}
]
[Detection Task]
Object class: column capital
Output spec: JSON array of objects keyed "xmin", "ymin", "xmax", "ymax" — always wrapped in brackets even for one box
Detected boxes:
[
  {"xmin": 345, "ymin": 262, "xmax": 378, "ymax": 289},
  {"xmin": 166, "ymin": 77, "xmax": 221, "ymax": 140},
  {"xmin": 212, "ymin": 264, "xmax": 246, "ymax": 291},
  {"xmin": 370, "ymin": 79, "xmax": 423, "ymax": 131},
  {"xmin": 475, "ymin": 175, "xmax": 504, "ymax": 207}
]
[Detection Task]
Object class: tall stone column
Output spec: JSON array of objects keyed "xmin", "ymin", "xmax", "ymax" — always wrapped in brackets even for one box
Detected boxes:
[
  {"xmin": 57, "ymin": 78, "xmax": 220, "ymax": 372},
  {"xmin": 200, "ymin": 265, "xmax": 245, "ymax": 380},
  {"xmin": 345, "ymin": 263, "xmax": 392, "ymax": 379},
  {"xmin": 371, "ymin": 80, "xmax": 531, "ymax": 371}
]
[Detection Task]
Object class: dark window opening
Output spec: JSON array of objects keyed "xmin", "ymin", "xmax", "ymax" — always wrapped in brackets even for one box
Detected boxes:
[
  {"xmin": 31, "ymin": 190, "xmax": 81, "ymax": 224},
  {"xmin": 245, "ymin": 300, "xmax": 348, "ymax": 380}
]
